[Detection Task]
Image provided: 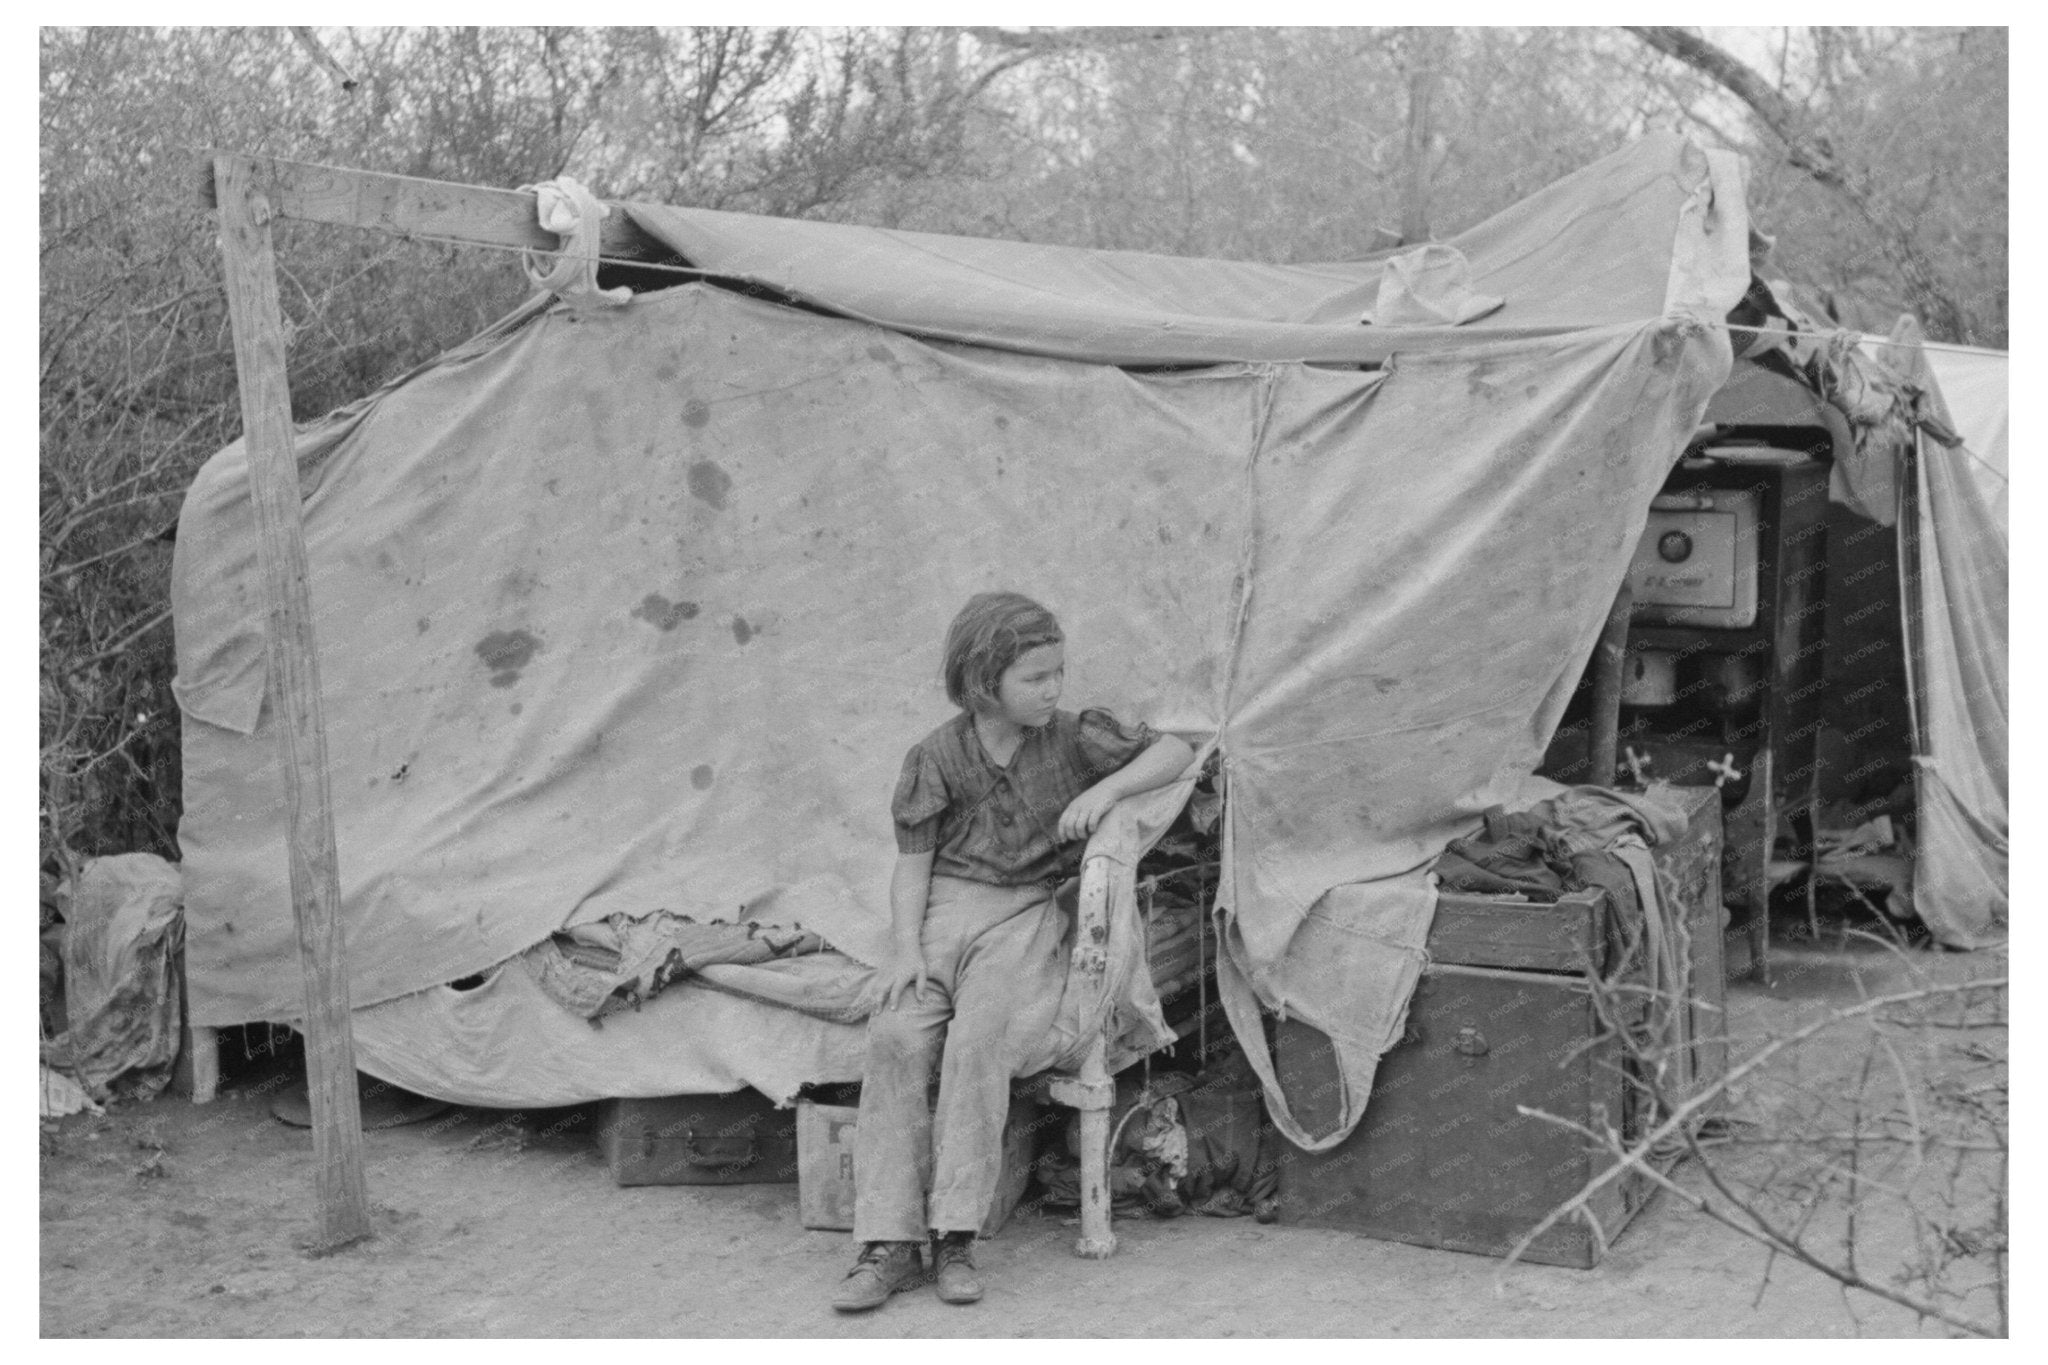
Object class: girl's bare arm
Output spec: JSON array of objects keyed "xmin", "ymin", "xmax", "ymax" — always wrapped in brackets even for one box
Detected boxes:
[
  {"xmin": 870, "ymin": 849, "xmax": 935, "ymax": 1011},
  {"xmin": 1057, "ymin": 734, "xmax": 1197, "ymax": 842}
]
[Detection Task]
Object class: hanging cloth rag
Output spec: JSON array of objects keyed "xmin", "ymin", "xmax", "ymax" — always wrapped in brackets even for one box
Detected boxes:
[
  {"xmin": 58, "ymin": 854, "xmax": 187, "ymax": 1103},
  {"xmin": 519, "ymin": 177, "xmax": 633, "ymax": 309}
]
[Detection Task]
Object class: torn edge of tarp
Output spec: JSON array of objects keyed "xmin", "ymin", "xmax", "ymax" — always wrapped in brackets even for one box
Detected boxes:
[{"xmin": 1663, "ymin": 147, "xmax": 1752, "ymax": 327}]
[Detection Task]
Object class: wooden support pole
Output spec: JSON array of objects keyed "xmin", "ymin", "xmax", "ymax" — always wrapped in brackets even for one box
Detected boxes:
[
  {"xmin": 1588, "ymin": 581, "xmax": 1634, "ymax": 786},
  {"xmin": 1747, "ymin": 748, "xmax": 1776, "ymax": 986},
  {"xmin": 172, "ymin": 1020, "xmax": 220, "ymax": 1104},
  {"xmin": 1070, "ymin": 1033, "xmax": 1118, "ymax": 1260},
  {"xmin": 1896, "ymin": 435, "xmax": 1933, "ymax": 760},
  {"xmin": 190, "ymin": 1024, "xmax": 221, "ymax": 1104},
  {"xmin": 210, "ymin": 153, "xmax": 372, "ymax": 1251}
]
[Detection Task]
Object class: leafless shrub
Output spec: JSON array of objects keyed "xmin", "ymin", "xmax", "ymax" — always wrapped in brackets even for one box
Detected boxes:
[
  {"xmin": 1511, "ymin": 930, "xmax": 2006, "ymax": 1338},
  {"xmin": 40, "ymin": 24, "xmax": 2003, "ymax": 881},
  {"xmin": 38, "ymin": 26, "xmax": 1031, "ymax": 879}
]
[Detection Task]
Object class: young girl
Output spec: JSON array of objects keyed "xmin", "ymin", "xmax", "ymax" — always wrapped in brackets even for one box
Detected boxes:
[{"xmin": 833, "ymin": 591, "xmax": 1194, "ymax": 1312}]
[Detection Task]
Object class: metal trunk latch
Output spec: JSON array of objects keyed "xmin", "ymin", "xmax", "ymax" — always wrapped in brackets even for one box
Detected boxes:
[{"xmin": 1453, "ymin": 1025, "xmax": 1490, "ymax": 1060}]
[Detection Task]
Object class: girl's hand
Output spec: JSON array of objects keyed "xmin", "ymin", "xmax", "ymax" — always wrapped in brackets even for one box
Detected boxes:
[
  {"xmin": 867, "ymin": 946, "xmax": 930, "ymax": 1013},
  {"xmin": 1058, "ymin": 786, "xmax": 1119, "ymax": 844}
]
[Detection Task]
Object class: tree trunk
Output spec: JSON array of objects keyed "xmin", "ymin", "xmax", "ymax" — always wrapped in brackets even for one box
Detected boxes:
[
  {"xmin": 1623, "ymin": 26, "xmax": 1972, "ymax": 343},
  {"xmin": 1399, "ymin": 29, "xmax": 1445, "ymax": 245}
]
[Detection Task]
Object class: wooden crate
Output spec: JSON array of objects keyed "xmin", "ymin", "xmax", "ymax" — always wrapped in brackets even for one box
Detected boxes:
[
  {"xmin": 795, "ymin": 1093, "xmax": 1044, "ymax": 1238},
  {"xmin": 595, "ymin": 1090, "xmax": 799, "ymax": 1187},
  {"xmin": 1429, "ymin": 887, "xmax": 1606, "ymax": 972}
]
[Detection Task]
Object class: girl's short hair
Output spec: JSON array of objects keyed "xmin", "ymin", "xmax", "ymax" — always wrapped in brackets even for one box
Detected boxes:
[{"xmin": 942, "ymin": 592, "xmax": 1064, "ymax": 711}]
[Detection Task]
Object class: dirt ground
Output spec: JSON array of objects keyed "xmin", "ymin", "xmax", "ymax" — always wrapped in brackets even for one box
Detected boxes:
[{"xmin": 41, "ymin": 924, "xmax": 2005, "ymax": 1339}]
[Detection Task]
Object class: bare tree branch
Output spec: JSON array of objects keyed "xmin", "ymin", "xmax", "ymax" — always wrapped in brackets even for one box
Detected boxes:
[
  {"xmin": 963, "ymin": 26, "xmax": 1214, "ymax": 54},
  {"xmin": 1627, "ymin": 28, "xmax": 1837, "ymax": 175},
  {"xmin": 291, "ymin": 27, "xmax": 359, "ymax": 93},
  {"xmin": 1622, "ymin": 25, "xmax": 1974, "ymax": 342},
  {"xmin": 1510, "ymin": 954, "xmax": 2005, "ymax": 1337}
]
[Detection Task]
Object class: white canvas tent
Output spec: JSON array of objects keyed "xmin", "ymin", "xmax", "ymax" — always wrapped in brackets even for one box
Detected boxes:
[{"xmin": 175, "ymin": 133, "xmax": 1766, "ymax": 1147}]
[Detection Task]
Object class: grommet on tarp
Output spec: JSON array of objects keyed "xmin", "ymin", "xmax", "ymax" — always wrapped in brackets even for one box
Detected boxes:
[
  {"xmin": 1360, "ymin": 243, "xmax": 1503, "ymax": 327},
  {"xmin": 519, "ymin": 176, "xmax": 632, "ymax": 309}
]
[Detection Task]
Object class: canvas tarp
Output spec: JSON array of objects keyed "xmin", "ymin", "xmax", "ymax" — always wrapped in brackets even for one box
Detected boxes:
[
  {"xmin": 1785, "ymin": 323, "xmax": 2009, "ymax": 950},
  {"xmin": 1881, "ymin": 333, "xmax": 2009, "ymax": 948},
  {"xmin": 619, "ymin": 131, "xmax": 1743, "ymax": 368},
  {"xmin": 1705, "ymin": 329, "xmax": 2008, "ymax": 948},
  {"xmin": 173, "ymin": 133, "xmax": 1748, "ymax": 1140},
  {"xmin": 1923, "ymin": 346, "xmax": 2008, "ymax": 530}
]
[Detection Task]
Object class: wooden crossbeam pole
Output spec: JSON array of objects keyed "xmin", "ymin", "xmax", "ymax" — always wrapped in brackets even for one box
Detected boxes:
[
  {"xmin": 199, "ymin": 151, "xmax": 665, "ymax": 259},
  {"xmin": 209, "ymin": 153, "xmax": 372, "ymax": 1251}
]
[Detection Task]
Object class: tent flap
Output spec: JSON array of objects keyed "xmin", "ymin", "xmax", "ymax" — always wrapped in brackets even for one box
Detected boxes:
[
  {"xmin": 1903, "ymin": 422, "xmax": 2009, "ymax": 946},
  {"xmin": 1219, "ymin": 322, "xmax": 1733, "ymax": 1148}
]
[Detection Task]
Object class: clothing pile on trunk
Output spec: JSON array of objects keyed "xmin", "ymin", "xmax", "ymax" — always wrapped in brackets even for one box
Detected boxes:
[
  {"xmin": 1431, "ymin": 784, "xmax": 1691, "ymax": 961},
  {"xmin": 1432, "ymin": 782, "xmax": 1698, "ymax": 1128}
]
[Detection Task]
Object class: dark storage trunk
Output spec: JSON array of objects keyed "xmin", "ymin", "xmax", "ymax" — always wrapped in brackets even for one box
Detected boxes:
[
  {"xmin": 1270, "ymin": 966, "xmax": 1644, "ymax": 1268},
  {"xmin": 595, "ymin": 1090, "xmax": 800, "ymax": 1187},
  {"xmin": 1269, "ymin": 786, "xmax": 1724, "ymax": 1268}
]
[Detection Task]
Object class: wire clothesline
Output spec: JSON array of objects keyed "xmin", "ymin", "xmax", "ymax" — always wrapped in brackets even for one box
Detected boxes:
[
  {"xmin": 1720, "ymin": 320, "xmax": 2002, "ymax": 359},
  {"xmin": 331, "ymin": 220, "xmax": 2008, "ymax": 360},
  {"xmin": 1720, "ymin": 321, "xmax": 2008, "ymax": 480},
  {"xmin": 1933, "ymin": 440, "xmax": 2007, "ymax": 485}
]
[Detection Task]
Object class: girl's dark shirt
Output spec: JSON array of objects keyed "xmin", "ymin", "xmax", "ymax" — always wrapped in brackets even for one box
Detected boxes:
[{"xmin": 891, "ymin": 708, "xmax": 1158, "ymax": 887}]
